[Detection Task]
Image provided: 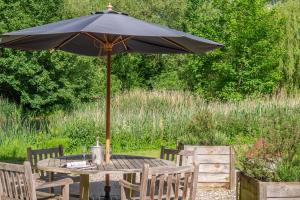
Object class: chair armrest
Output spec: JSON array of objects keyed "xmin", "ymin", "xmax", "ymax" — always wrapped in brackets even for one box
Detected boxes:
[
  {"xmin": 33, "ymin": 173, "xmax": 41, "ymax": 180},
  {"xmin": 119, "ymin": 179, "xmax": 140, "ymax": 192},
  {"xmin": 36, "ymin": 178, "xmax": 73, "ymax": 189}
]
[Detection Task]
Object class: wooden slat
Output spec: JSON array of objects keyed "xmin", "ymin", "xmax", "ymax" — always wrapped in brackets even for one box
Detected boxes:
[
  {"xmin": 149, "ymin": 175, "xmax": 156, "ymax": 200},
  {"xmin": 230, "ymin": 146, "xmax": 236, "ymax": 190},
  {"xmin": 267, "ymin": 198, "xmax": 300, "ymax": 200},
  {"xmin": 198, "ymin": 173, "xmax": 230, "ymax": 183},
  {"xmin": 174, "ymin": 173, "xmax": 180, "ymax": 200},
  {"xmin": 4, "ymin": 171, "xmax": 13, "ymax": 198},
  {"xmin": 11, "ymin": 172, "xmax": 18, "ymax": 199},
  {"xmin": 182, "ymin": 173, "xmax": 189, "ymax": 200},
  {"xmin": 191, "ymin": 155, "xmax": 230, "ymax": 164},
  {"xmin": 0, "ymin": 170, "xmax": 7, "ymax": 196},
  {"xmin": 240, "ymin": 173, "xmax": 260, "ymax": 200},
  {"xmin": 140, "ymin": 164, "xmax": 149, "ymax": 200},
  {"xmin": 199, "ymin": 164, "xmax": 230, "ymax": 173},
  {"xmin": 116, "ymin": 155, "xmax": 130, "ymax": 169},
  {"xmin": 16, "ymin": 172, "xmax": 24, "ymax": 200},
  {"xmin": 166, "ymin": 174, "xmax": 173, "ymax": 200},
  {"xmin": 111, "ymin": 156, "xmax": 123, "ymax": 169},
  {"xmin": 121, "ymin": 155, "xmax": 135, "ymax": 169},
  {"xmin": 184, "ymin": 145, "xmax": 231, "ymax": 155},
  {"xmin": 126, "ymin": 156, "xmax": 140, "ymax": 169},
  {"xmin": 158, "ymin": 175, "xmax": 165, "ymax": 200},
  {"xmin": 150, "ymin": 165, "xmax": 193, "ymax": 175},
  {"xmin": 0, "ymin": 163, "xmax": 25, "ymax": 172},
  {"xmin": 31, "ymin": 148, "xmax": 60, "ymax": 155},
  {"xmin": 266, "ymin": 183, "xmax": 300, "ymax": 198}
]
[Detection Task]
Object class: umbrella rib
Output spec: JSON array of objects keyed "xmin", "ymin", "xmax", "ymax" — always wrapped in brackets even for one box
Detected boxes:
[
  {"xmin": 120, "ymin": 36, "xmax": 128, "ymax": 50},
  {"xmin": 160, "ymin": 37, "xmax": 193, "ymax": 53},
  {"xmin": 112, "ymin": 36, "xmax": 133, "ymax": 46},
  {"xmin": 54, "ymin": 33, "xmax": 81, "ymax": 50},
  {"xmin": 1, "ymin": 35, "xmax": 32, "ymax": 45},
  {"xmin": 111, "ymin": 36, "xmax": 122, "ymax": 44},
  {"xmin": 133, "ymin": 38, "xmax": 185, "ymax": 52},
  {"xmin": 83, "ymin": 32, "xmax": 106, "ymax": 46}
]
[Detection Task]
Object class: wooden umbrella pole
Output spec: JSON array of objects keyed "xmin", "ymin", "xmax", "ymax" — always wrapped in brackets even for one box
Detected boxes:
[{"xmin": 104, "ymin": 44, "xmax": 112, "ymax": 197}]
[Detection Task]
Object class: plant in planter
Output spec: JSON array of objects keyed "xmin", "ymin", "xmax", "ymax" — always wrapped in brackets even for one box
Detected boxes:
[{"xmin": 238, "ymin": 115, "xmax": 300, "ymax": 199}]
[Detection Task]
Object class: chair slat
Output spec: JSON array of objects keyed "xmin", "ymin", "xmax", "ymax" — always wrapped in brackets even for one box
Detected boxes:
[
  {"xmin": 16, "ymin": 172, "xmax": 24, "ymax": 200},
  {"xmin": 120, "ymin": 163, "xmax": 199, "ymax": 200},
  {"xmin": 149, "ymin": 175, "xmax": 156, "ymax": 200},
  {"xmin": 174, "ymin": 173, "xmax": 180, "ymax": 200},
  {"xmin": 0, "ymin": 170, "xmax": 7, "ymax": 195},
  {"xmin": 182, "ymin": 173, "xmax": 190, "ymax": 200},
  {"xmin": 11, "ymin": 172, "xmax": 18, "ymax": 199},
  {"xmin": 166, "ymin": 174, "xmax": 173, "ymax": 200},
  {"xmin": 157, "ymin": 175, "xmax": 165, "ymax": 200},
  {"xmin": 4, "ymin": 171, "xmax": 13, "ymax": 198}
]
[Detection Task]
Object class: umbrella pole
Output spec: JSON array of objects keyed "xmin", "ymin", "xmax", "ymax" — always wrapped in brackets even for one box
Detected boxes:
[{"xmin": 104, "ymin": 48, "xmax": 112, "ymax": 198}]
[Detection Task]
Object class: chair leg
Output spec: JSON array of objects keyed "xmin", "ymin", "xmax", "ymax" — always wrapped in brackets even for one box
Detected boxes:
[
  {"xmin": 49, "ymin": 172, "xmax": 54, "ymax": 193},
  {"xmin": 62, "ymin": 185, "xmax": 70, "ymax": 200},
  {"xmin": 121, "ymin": 186, "xmax": 127, "ymax": 200}
]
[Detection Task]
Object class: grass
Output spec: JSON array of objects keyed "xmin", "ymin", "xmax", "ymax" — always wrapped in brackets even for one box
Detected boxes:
[
  {"xmin": 1, "ymin": 90, "xmax": 300, "ymax": 181},
  {"xmin": 120, "ymin": 150, "xmax": 161, "ymax": 158}
]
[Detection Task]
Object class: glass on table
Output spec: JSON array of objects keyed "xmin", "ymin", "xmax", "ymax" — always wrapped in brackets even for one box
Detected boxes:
[{"xmin": 82, "ymin": 145, "xmax": 87, "ymax": 161}]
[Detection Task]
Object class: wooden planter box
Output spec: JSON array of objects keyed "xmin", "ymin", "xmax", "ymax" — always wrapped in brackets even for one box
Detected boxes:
[
  {"xmin": 184, "ymin": 145, "xmax": 236, "ymax": 189},
  {"xmin": 238, "ymin": 172, "xmax": 300, "ymax": 200}
]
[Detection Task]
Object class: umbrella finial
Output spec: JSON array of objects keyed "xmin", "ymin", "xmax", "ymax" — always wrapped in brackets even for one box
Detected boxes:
[{"xmin": 107, "ymin": 3, "xmax": 113, "ymax": 11}]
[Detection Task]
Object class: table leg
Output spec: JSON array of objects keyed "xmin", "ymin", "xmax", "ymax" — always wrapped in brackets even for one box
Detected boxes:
[{"xmin": 80, "ymin": 174, "xmax": 89, "ymax": 200}]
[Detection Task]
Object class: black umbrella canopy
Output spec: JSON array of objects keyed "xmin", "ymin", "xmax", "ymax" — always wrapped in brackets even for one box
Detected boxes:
[{"xmin": 0, "ymin": 6, "xmax": 222, "ymax": 56}]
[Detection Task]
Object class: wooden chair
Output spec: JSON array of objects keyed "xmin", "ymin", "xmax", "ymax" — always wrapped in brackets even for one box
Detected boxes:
[
  {"xmin": 27, "ymin": 145, "xmax": 79, "ymax": 196},
  {"xmin": 160, "ymin": 147, "xmax": 179, "ymax": 162},
  {"xmin": 119, "ymin": 163, "xmax": 199, "ymax": 200},
  {"xmin": 0, "ymin": 161, "xmax": 73, "ymax": 200},
  {"xmin": 27, "ymin": 145, "xmax": 64, "ymax": 176},
  {"xmin": 160, "ymin": 142, "xmax": 184, "ymax": 162},
  {"xmin": 176, "ymin": 148, "xmax": 197, "ymax": 166}
]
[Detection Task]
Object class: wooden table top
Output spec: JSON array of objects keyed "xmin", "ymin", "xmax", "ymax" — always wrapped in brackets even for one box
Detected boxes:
[{"xmin": 37, "ymin": 154, "xmax": 174, "ymax": 175}]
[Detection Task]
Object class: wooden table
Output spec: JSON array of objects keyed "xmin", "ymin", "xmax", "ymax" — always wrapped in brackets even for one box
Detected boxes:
[{"xmin": 37, "ymin": 154, "xmax": 174, "ymax": 200}]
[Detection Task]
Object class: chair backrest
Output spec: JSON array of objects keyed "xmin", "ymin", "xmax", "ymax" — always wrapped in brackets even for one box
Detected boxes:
[
  {"xmin": 27, "ymin": 145, "xmax": 64, "ymax": 170},
  {"xmin": 139, "ymin": 163, "xmax": 199, "ymax": 200},
  {"xmin": 0, "ymin": 161, "xmax": 36, "ymax": 200},
  {"xmin": 160, "ymin": 146, "xmax": 179, "ymax": 161},
  {"xmin": 160, "ymin": 142, "xmax": 184, "ymax": 162},
  {"xmin": 176, "ymin": 148, "xmax": 196, "ymax": 166}
]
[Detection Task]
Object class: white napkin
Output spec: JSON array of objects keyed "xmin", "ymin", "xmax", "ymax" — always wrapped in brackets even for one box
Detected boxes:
[{"xmin": 67, "ymin": 161, "xmax": 87, "ymax": 168}]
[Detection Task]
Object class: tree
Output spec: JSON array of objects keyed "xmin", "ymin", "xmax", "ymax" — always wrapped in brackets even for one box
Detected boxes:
[
  {"xmin": 182, "ymin": 0, "xmax": 283, "ymax": 100},
  {"xmin": 0, "ymin": 0, "xmax": 114, "ymax": 114},
  {"xmin": 277, "ymin": 0, "xmax": 300, "ymax": 92}
]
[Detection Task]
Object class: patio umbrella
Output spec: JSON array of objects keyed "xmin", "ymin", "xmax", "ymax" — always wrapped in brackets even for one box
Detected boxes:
[{"xmin": 0, "ymin": 2, "xmax": 222, "ymax": 195}]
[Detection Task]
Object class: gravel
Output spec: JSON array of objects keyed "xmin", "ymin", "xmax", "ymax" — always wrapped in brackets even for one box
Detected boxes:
[{"xmin": 67, "ymin": 173, "xmax": 236, "ymax": 200}]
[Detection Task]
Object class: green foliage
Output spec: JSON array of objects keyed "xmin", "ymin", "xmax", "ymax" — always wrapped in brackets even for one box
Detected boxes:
[
  {"xmin": 64, "ymin": 119, "xmax": 99, "ymax": 152},
  {"xmin": 277, "ymin": 0, "xmax": 300, "ymax": 91},
  {"xmin": 182, "ymin": 0, "xmax": 283, "ymax": 100},
  {"xmin": 0, "ymin": 0, "xmax": 122, "ymax": 114},
  {"xmin": 1, "ymin": 0, "xmax": 300, "ymax": 114}
]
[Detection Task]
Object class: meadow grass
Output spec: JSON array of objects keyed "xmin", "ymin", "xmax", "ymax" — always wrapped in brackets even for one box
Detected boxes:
[{"xmin": 1, "ymin": 89, "xmax": 300, "ymax": 181}]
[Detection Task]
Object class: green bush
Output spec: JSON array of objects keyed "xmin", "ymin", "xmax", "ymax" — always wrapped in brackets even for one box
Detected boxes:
[{"xmin": 64, "ymin": 119, "xmax": 100, "ymax": 152}]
